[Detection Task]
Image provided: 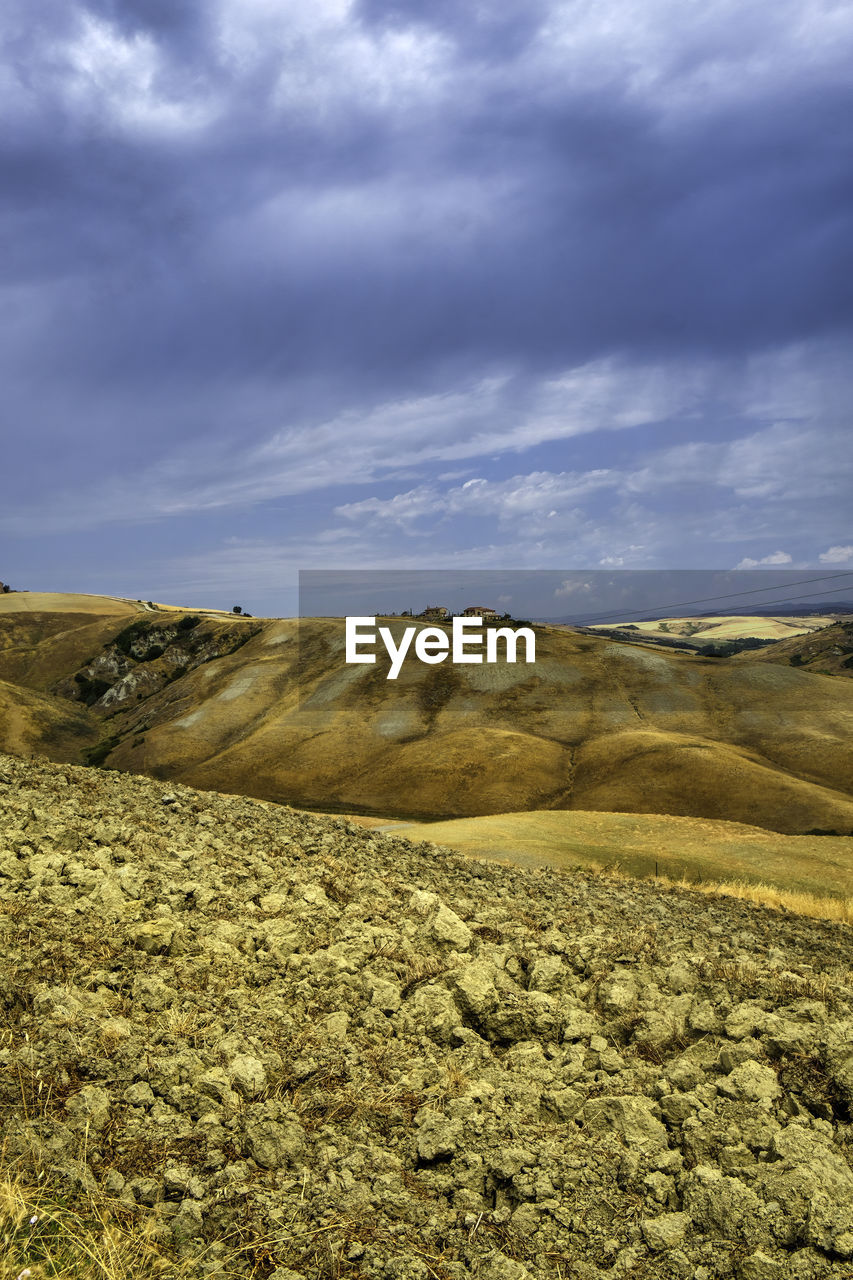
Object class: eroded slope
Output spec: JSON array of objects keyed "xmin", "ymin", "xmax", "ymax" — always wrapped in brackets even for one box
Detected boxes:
[{"xmin": 104, "ymin": 620, "xmax": 853, "ymax": 832}]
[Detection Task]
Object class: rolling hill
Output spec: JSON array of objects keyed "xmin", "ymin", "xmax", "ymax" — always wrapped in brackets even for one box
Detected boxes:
[
  {"xmin": 586, "ymin": 613, "xmax": 839, "ymax": 645},
  {"xmin": 0, "ymin": 593, "xmax": 852, "ymax": 837}
]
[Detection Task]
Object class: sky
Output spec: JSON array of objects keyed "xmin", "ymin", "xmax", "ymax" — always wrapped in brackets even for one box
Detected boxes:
[
  {"xmin": 300, "ymin": 569, "xmax": 853, "ymax": 622},
  {"xmin": 2, "ymin": 0, "xmax": 852, "ymax": 616}
]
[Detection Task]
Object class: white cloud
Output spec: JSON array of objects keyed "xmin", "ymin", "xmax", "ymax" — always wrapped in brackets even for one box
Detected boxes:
[
  {"xmin": 2, "ymin": 355, "xmax": 682, "ymax": 534},
  {"xmin": 3, "ymin": 343, "xmax": 852, "ymax": 565},
  {"xmin": 819, "ymin": 545, "xmax": 853, "ymax": 564},
  {"xmin": 334, "ymin": 486, "xmax": 441, "ymax": 528},
  {"xmin": 629, "ymin": 418, "xmax": 853, "ymax": 506},
  {"xmin": 336, "ymin": 469, "xmax": 618, "ymax": 529},
  {"xmin": 734, "ymin": 551, "xmax": 793, "ymax": 568}
]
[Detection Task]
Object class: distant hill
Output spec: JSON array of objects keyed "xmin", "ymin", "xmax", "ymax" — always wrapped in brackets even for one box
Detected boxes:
[
  {"xmin": 582, "ymin": 614, "xmax": 838, "ymax": 653},
  {"xmin": 738, "ymin": 617, "xmax": 853, "ymax": 678},
  {"xmin": 1, "ymin": 592, "xmax": 852, "ymax": 835},
  {"xmin": 0, "ymin": 590, "xmax": 139, "ymax": 616}
]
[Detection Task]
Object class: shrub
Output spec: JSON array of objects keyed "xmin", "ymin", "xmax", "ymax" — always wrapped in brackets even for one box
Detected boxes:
[
  {"xmin": 137, "ymin": 644, "xmax": 164, "ymax": 662},
  {"xmin": 83, "ymin": 735, "xmax": 120, "ymax": 767},
  {"xmin": 113, "ymin": 619, "xmax": 150, "ymax": 655},
  {"xmin": 701, "ymin": 637, "xmax": 781, "ymax": 658},
  {"xmin": 73, "ymin": 674, "xmax": 112, "ymax": 706}
]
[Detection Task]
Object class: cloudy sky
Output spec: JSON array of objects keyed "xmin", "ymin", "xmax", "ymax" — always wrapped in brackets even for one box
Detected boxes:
[{"xmin": 3, "ymin": 0, "xmax": 852, "ymax": 615}]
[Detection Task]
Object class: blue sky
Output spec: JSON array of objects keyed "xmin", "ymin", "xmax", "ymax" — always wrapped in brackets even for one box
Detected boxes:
[{"xmin": 2, "ymin": 0, "xmax": 852, "ymax": 615}]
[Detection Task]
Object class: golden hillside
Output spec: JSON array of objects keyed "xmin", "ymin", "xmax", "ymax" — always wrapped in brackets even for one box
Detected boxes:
[
  {"xmin": 0, "ymin": 678, "xmax": 98, "ymax": 760},
  {"xmin": 586, "ymin": 613, "xmax": 838, "ymax": 643},
  {"xmin": 0, "ymin": 594, "xmax": 852, "ymax": 834}
]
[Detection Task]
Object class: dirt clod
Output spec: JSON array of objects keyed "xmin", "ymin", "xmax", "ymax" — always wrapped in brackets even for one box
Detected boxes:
[{"xmin": 1, "ymin": 751, "xmax": 852, "ymax": 1278}]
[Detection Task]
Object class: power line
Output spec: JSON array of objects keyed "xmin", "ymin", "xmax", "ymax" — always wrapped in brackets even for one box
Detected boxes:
[
  {"xmin": 572, "ymin": 571, "xmax": 853, "ymax": 625},
  {"xmin": 734, "ymin": 585, "xmax": 853, "ymax": 609}
]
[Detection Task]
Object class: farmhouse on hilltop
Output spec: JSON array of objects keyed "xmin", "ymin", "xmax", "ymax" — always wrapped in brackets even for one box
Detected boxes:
[
  {"xmin": 461, "ymin": 605, "xmax": 498, "ymax": 619},
  {"xmin": 419, "ymin": 605, "xmax": 449, "ymax": 620}
]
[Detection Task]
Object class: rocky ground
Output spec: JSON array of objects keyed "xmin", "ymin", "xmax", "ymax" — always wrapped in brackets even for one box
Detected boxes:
[{"xmin": 1, "ymin": 751, "xmax": 852, "ymax": 1280}]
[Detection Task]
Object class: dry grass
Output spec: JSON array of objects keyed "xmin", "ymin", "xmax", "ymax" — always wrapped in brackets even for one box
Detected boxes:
[
  {"xmin": 0, "ymin": 1050, "xmax": 265, "ymax": 1280},
  {"xmin": 368, "ymin": 938, "xmax": 454, "ymax": 993},
  {"xmin": 655, "ymin": 871, "xmax": 853, "ymax": 925},
  {"xmin": 0, "ymin": 1166, "xmax": 188, "ymax": 1280},
  {"xmin": 401, "ymin": 808, "xmax": 853, "ymax": 921},
  {"xmin": 0, "ymin": 1150, "xmax": 297, "ymax": 1280}
]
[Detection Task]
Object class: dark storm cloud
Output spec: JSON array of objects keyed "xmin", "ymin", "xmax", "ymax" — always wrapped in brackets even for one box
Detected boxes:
[
  {"xmin": 354, "ymin": 0, "xmax": 550, "ymax": 62},
  {"xmin": 3, "ymin": 0, "xmax": 853, "ymax": 545},
  {"xmin": 6, "ymin": 6, "xmax": 851, "ymax": 392},
  {"xmin": 82, "ymin": 0, "xmax": 210, "ymax": 45},
  {"xmin": 7, "ymin": 104, "xmax": 846, "ymax": 394}
]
